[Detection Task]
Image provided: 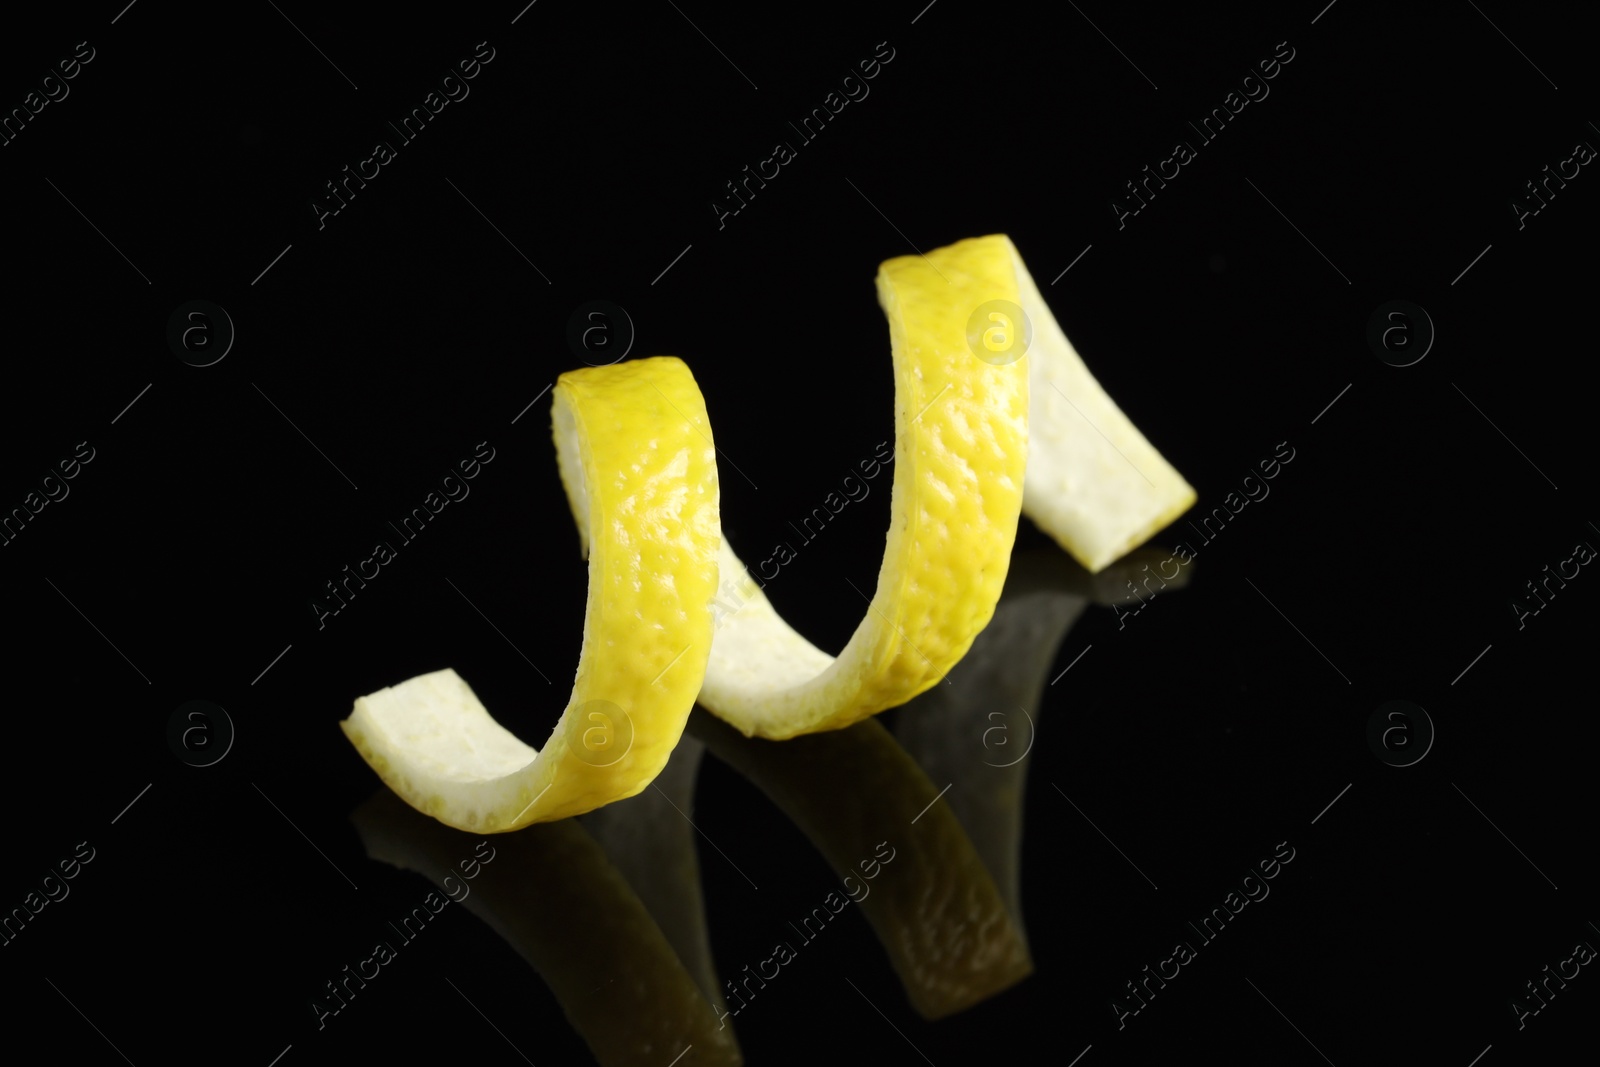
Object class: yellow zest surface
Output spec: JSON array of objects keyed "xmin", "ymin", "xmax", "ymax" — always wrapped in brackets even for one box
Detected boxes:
[
  {"xmin": 700, "ymin": 235, "xmax": 1030, "ymax": 739},
  {"xmin": 342, "ymin": 235, "xmax": 1194, "ymax": 822},
  {"xmin": 340, "ymin": 357, "xmax": 720, "ymax": 831}
]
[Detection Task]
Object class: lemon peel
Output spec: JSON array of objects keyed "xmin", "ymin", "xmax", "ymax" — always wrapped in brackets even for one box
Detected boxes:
[
  {"xmin": 343, "ymin": 234, "xmax": 1195, "ymax": 818},
  {"xmin": 340, "ymin": 356, "xmax": 720, "ymax": 831},
  {"xmin": 700, "ymin": 234, "xmax": 1031, "ymax": 740},
  {"xmin": 698, "ymin": 234, "xmax": 1192, "ymax": 740},
  {"xmin": 1008, "ymin": 242, "xmax": 1197, "ymax": 572}
]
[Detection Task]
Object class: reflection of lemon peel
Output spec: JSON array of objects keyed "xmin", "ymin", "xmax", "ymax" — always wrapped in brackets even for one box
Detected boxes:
[
  {"xmin": 580, "ymin": 735, "xmax": 728, "ymax": 1015},
  {"xmin": 350, "ymin": 788, "xmax": 744, "ymax": 1067},
  {"xmin": 1009, "ymin": 246, "xmax": 1197, "ymax": 573},
  {"xmin": 689, "ymin": 709, "xmax": 1032, "ymax": 1019},
  {"xmin": 701, "ymin": 235, "xmax": 1031, "ymax": 740},
  {"xmin": 893, "ymin": 547, "xmax": 1197, "ymax": 941},
  {"xmin": 341, "ymin": 356, "xmax": 721, "ymax": 831}
]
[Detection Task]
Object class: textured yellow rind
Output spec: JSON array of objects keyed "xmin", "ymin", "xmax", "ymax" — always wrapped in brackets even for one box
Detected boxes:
[
  {"xmin": 340, "ymin": 356, "xmax": 720, "ymax": 830},
  {"xmin": 1010, "ymin": 246, "xmax": 1196, "ymax": 572},
  {"xmin": 700, "ymin": 235, "xmax": 1029, "ymax": 740}
]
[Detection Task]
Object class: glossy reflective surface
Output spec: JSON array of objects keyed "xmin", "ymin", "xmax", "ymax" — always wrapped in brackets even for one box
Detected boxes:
[{"xmin": 4, "ymin": 7, "xmax": 1593, "ymax": 1065}]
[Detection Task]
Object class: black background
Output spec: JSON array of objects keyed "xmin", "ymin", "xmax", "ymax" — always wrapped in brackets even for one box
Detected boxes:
[{"xmin": 1, "ymin": 1, "xmax": 1595, "ymax": 1064}]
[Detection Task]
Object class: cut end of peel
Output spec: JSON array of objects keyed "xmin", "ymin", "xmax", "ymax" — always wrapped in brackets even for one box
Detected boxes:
[
  {"xmin": 341, "ymin": 356, "xmax": 721, "ymax": 831},
  {"xmin": 1006, "ymin": 236, "xmax": 1196, "ymax": 572},
  {"xmin": 340, "ymin": 669, "xmax": 552, "ymax": 833}
]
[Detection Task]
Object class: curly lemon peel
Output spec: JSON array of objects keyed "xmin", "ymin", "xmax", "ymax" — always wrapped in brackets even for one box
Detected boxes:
[
  {"xmin": 699, "ymin": 234, "xmax": 1194, "ymax": 740},
  {"xmin": 340, "ymin": 356, "xmax": 720, "ymax": 831},
  {"xmin": 343, "ymin": 234, "xmax": 1196, "ymax": 824},
  {"xmin": 700, "ymin": 235, "xmax": 1030, "ymax": 740}
]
